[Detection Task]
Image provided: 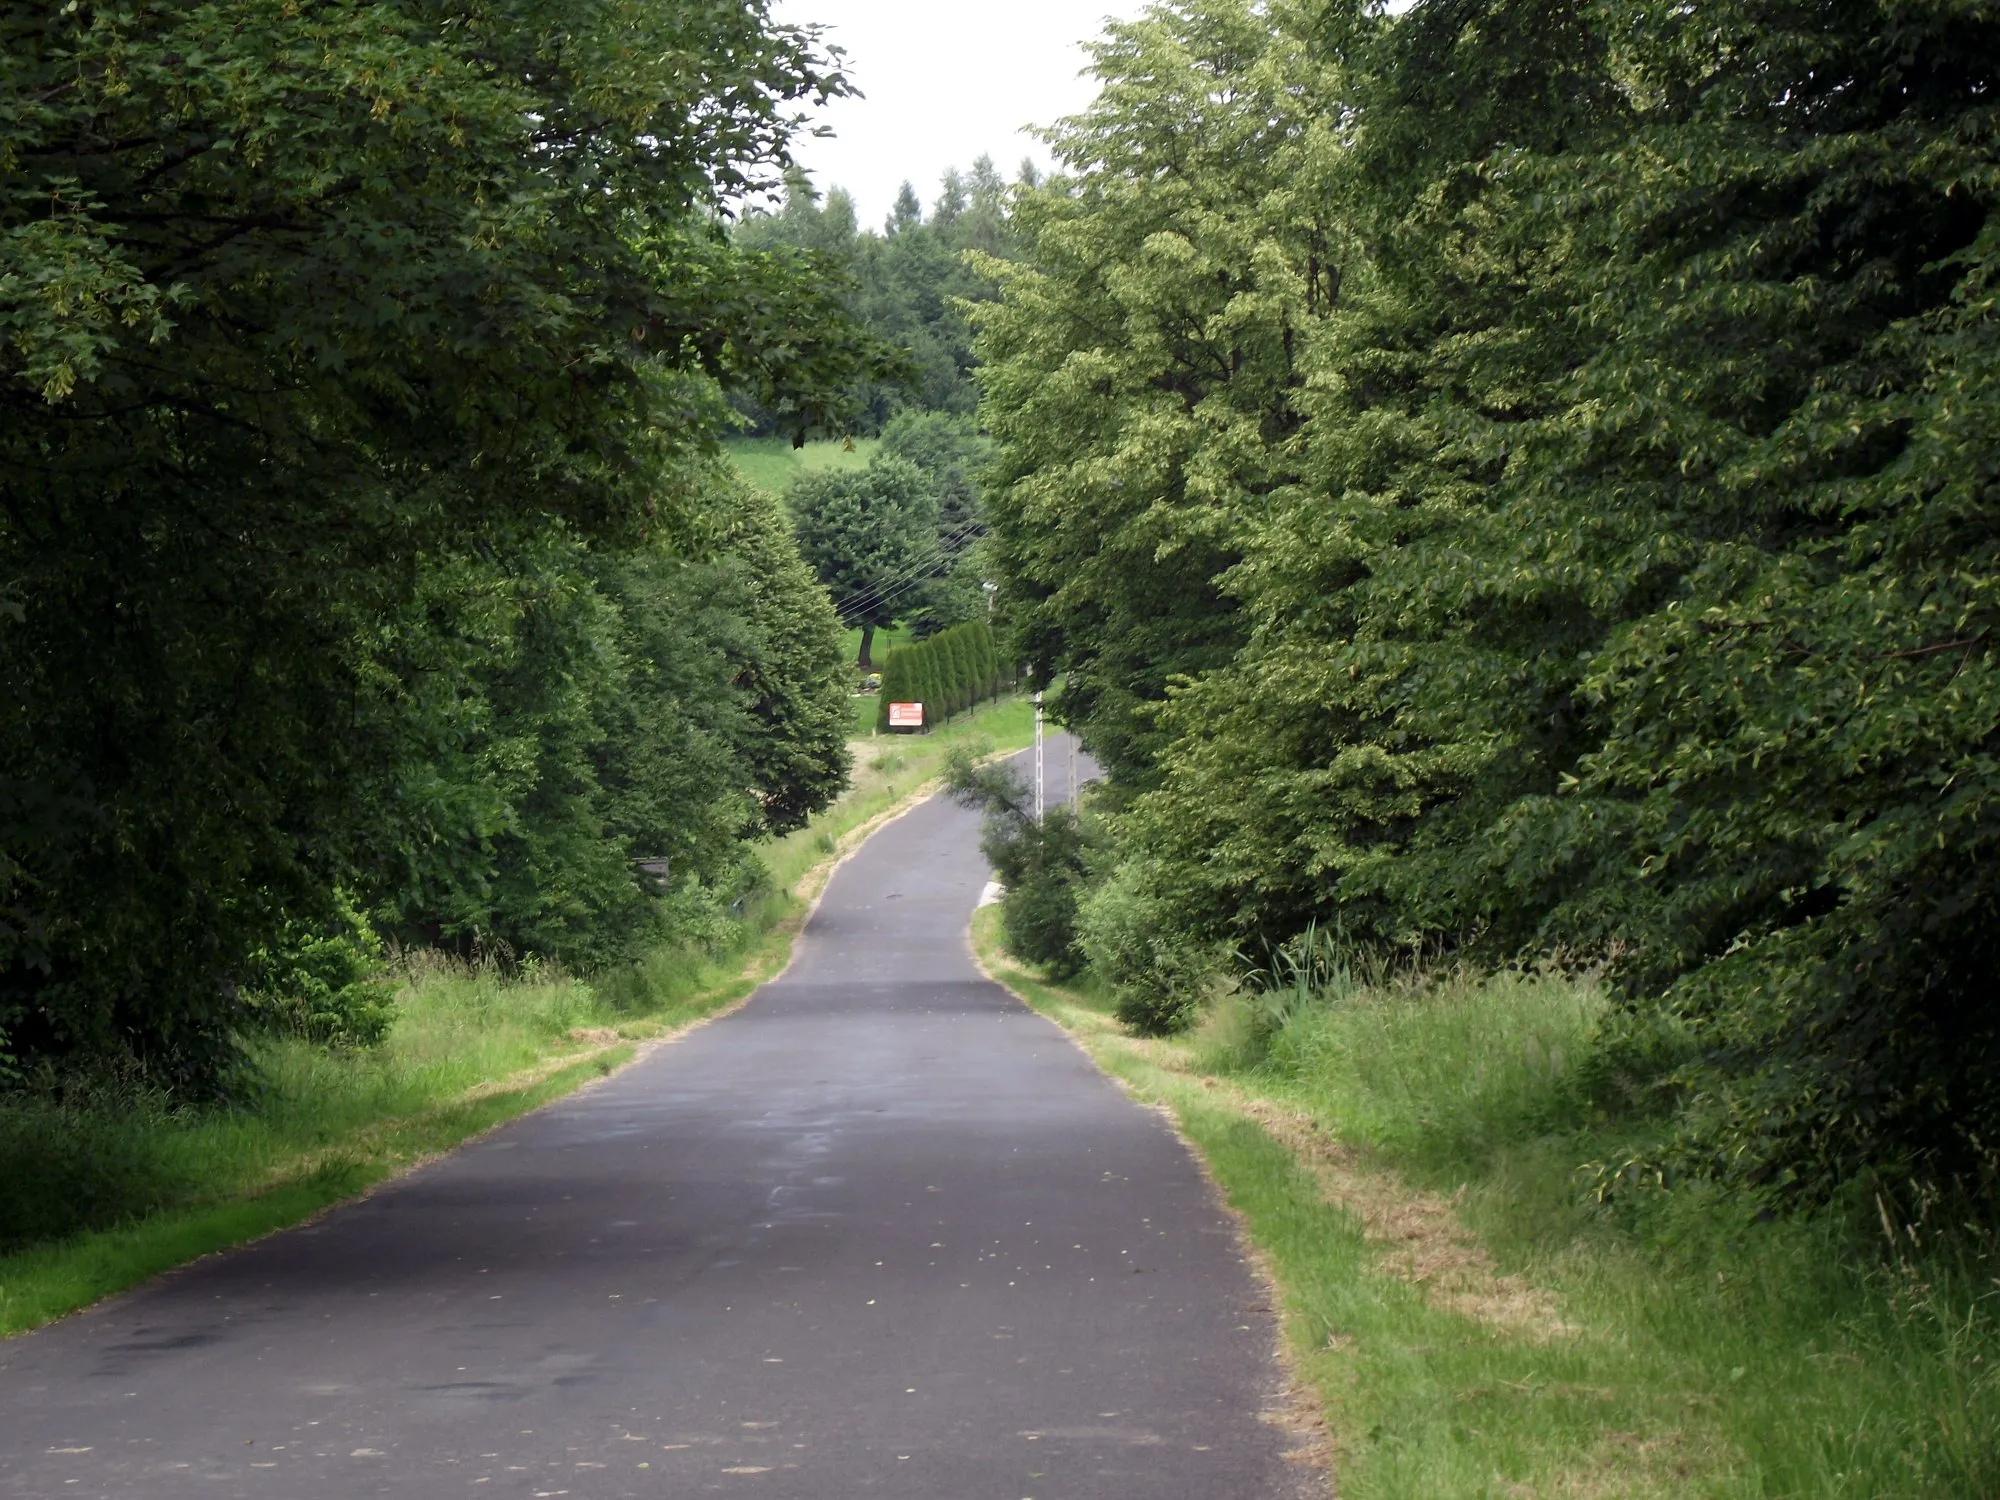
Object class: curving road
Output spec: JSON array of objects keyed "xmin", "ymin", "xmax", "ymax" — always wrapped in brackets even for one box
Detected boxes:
[{"xmin": 1, "ymin": 742, "xmax": 1308, "ymax": 1498}]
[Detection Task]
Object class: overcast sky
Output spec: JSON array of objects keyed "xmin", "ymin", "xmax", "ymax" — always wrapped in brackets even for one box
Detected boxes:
[{"xmin": 767, "ymin": 0, "xmax": 1144, "ymax": 230}]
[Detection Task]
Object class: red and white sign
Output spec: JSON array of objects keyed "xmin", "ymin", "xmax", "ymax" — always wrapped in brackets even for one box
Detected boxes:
[{"xmin": 887, "ymin": 701, "xmax": 925, "ymax": 728}]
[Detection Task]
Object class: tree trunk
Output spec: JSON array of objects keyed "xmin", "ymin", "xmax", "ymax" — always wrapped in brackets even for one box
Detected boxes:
[{"xmin": 858, "ymin": 621, "xmax": 875, "ymax": 670}]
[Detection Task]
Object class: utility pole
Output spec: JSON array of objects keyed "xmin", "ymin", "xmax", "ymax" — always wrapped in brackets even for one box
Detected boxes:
[
  {"xmin": 1068, "ymin": 732, "xmax": 1076, "ymax": 808},
  {"xmin": 1033, "ymin": 690, "xmax": 1044, "ymax": 822}
]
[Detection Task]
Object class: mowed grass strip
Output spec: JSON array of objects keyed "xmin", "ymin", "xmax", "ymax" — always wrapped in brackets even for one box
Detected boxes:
[
  {"xmin": 0, "ymin": 695, "xmax": 1034, "ymax": 1338},
  {"xmin": 722, "ymin": 435, "xmax": 877, "ymax": 495},
  {"xmin": 970, "ymin": 907, "xmax": 2000, "ymax": 1500}
]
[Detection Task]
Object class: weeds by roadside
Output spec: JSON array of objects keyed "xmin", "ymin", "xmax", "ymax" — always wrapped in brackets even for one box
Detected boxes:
[{"xmin": 972, "ymin": 907, "xmax": 2000, "ymax": 1499}]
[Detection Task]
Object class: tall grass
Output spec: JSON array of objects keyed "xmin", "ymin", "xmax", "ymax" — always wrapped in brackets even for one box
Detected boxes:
[
  {"xmin": 980, "ymin": 909, "xmax": 2000, "ymax": 1498},
  {"xmin": 1223, "ymin": 968, "xmax": 2000, "ymax": 1497}
]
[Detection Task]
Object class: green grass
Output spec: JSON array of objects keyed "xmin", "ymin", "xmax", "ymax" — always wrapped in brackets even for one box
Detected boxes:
[
  {"xmin": 843, "ymin": 623, "xmax": 914, "ymax": 675},
  {"xmin": 973, "ymin": 911, "xmax": 2000, "ymax": 1499},
  {"xmin": 0, "ymin": 696, "xmax": 1032, "ymax": 1339},
  {"xmin": 724, "ymin": 435, "xmax": 878, "ymax": 495}
]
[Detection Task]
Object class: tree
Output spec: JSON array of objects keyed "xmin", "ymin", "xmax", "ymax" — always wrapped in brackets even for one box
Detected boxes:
[
  {"xmin": 878, "ymin": 410, "xmax": 992, "ymax": 635},
  {"xmin": 731, "ymin": 159, "xmax": 1020, "ymax": 429},
  {"xmin": 945, "ymin": 750, "xmax": 1091, "ymax": 979},
  {"xmin": 970, "ymin": 0, "xmax": 1313, "ymax": 785},
  {"xmin": 0, "ymin": 0, "xmax": 876, "ymax": 1088},
  {"xmin": 708, "ymin": 479, "xmax": 853, "ymax": 834},
  {"xmin": 976, "ymin": 0, "xmax": 2000, "ymax": 1199},
  {"xmin": 887, "ymin": 181, "xmax": 925, "ymax": 236},
  {"xmin": 788, "ymin": 457, "xmax": 940, "ymax": 667},
  {"xmin": 933, "ymin": 170, "xmax": 968, "ymax": 235}
]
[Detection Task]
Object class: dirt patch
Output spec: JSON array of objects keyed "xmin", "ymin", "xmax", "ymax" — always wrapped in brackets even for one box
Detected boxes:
[
  {"xmin": 566, "ymin": 1026, "xmax": 621, "ymax": 1045},
  {"xmin": 459, "ymin": 1043, "xmax": 620, "ymax": 1103},
  {"xmin": 1209, "ymin": 1084, "xmax": 1578, "ymax": 1344},
  {"xmin": 1512, "ymin": 1425, "xmax": 1708, "ymax": 1499}
]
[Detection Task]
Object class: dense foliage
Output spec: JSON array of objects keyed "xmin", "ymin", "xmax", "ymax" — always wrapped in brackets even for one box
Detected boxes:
[
  {"xmin": 782, "ymin": 415, "xmax": 995, "ymax": 661},
  {"xmin": 1, "ymin": 0, "xmax": 867, "ymax": 1089},
  {"xmin": 874, "ymin": 621, "xmax": 1008, "ymax": 733},
  {"xmin": 787, "ymin": 456, "xmax": 938, "ymax": 667},
  {"xmin": 876, "ymin": 410, "xmax": 994, "ymax": 636},
  {"xmin": 735, "ymin": 161, "xmax": 1022, "ymax": 429},
  {"xmin": 945, "ymin": 750, "xmax": 1090, "ymax": 980},
  {"xmin": 366, "ymin": 473, "xmax": 850, "ymax": 972},
  {"xmin": 978, "ymin": 0, "xmax": 2000, "ymax": 1202}
]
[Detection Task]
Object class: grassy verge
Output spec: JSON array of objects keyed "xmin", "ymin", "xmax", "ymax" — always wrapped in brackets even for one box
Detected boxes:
[
  {"xmin": 848, "ymin": 691, "xmax": 881, "ymax": 737},
  {"xmin": 0, "ymin": 694, "xmax": 1033, "ymax": 1339},
  {"xmin": 971, "ymin": 908, "xmax": 2000, "ymax": 1499},
  {"xmin": 723, "ymin": 435, "xmax": 877, "ymax": 494}
]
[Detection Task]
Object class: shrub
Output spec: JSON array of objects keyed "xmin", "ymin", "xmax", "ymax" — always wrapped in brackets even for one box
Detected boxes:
[
  {"xmin": 249, "ymin": 898, "xmax": 398, "ymax": 1049},
  {"xmin": 873, "ymin": 624, "xmax": 1004, "ymax": 732},
  {"xmin": 945, "ymin": 626, "xmax": 975, "ymax": 715},
  {"xmin": 1078, "ymin": 859, "xmax": 1214, "ymax": 1034},
  {"xmin": 944, "ymin": 750, "xmax": 1091, "ymax": 977},
  {"xmin": 875, "ymin": 645, "xmax": 913, "ymax": 733}
]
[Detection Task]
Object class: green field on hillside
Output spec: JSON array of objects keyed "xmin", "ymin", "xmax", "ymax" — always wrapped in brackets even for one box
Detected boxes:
[
  {"xmin": 725, "ymin": 436, "xmax": 878, "ymax": 495},
  {"xmin": 840, "ymin": 623, "xmax": 913, "ymax": 670}
]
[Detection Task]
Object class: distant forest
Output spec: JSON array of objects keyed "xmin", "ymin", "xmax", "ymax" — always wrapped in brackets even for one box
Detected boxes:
[{"xmin": 730, "ymin": 158, "xmax": 1034, "ymax": 434}]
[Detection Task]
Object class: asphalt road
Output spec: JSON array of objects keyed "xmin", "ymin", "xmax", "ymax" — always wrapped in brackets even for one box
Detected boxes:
[{"xmin": 1, "ymin": 741, "xmax": 1308, "ymax": 1499}]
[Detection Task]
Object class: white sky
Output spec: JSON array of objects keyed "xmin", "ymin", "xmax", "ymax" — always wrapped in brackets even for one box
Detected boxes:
[{"xmin": 768, "ymin": 1, "xmax": 1145, "ymax": 230}]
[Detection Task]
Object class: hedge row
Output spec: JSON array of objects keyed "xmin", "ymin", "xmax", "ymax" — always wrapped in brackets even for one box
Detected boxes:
[{"xmin": 875, "ymin": 622, "xmax": 1009, "ymax": 733}]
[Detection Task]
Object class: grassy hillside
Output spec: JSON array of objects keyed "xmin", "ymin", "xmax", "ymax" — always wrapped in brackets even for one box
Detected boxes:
[{"xmin": 725, "ymin": 436, "xmax": 878, "ymax": 495}]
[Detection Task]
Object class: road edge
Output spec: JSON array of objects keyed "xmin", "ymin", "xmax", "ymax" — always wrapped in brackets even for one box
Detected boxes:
[{"xmin": 966, "ymin": 905, "xmax": 1335, "ymax": 1498}]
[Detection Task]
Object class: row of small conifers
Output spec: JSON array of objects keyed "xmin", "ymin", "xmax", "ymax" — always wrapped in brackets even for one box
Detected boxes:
[{"xmin": 874, "ymin": 622, "xmax": 1011, "ymax": 732}]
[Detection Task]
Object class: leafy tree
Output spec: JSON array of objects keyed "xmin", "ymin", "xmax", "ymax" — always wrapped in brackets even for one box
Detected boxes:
[
  {"xmin": 708, "ymin": 479, "xmax": 854, "ymax": 835},
  {"xmin": 0, "ymin": 0, "xmax": 874, "ymax": 1088},
  {"xmin": 977, "ymin": 0, "xmax": 2000, "ymax": 1200},
  {"xmin": 969, "ymin": 0, "xmax": 1314, "ymax": 786},
  {"xmin": 365, "ymin": 468, "xmax": 848, "ymax": 970},
  {"xmin": 788, "ymin": 457, "xmax": 940, "ymax": 667},
  {"xmin": 733, "ymin": 160, "xmax": 1020, "ymax": 429},
  {"xmin": 881, "ymin": 410, "xmax": 987, "ymax": 542},
  {"xmin": 879, "ymin": 410, "xmax": 992, "ymax": 634}
]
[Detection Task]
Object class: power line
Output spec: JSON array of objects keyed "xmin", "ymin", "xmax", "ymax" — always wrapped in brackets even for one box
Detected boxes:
[
  {"xmin": 832, "ymin": 519, "xmax": 987, "ymax": 621},
  {"xmin": 841, "ymin": 559, "xmax": 963, "ymax": 621},
  {"xmin": 834, "ymin": 553, "xmax": 959, "ymax": 622},
  {"xmin": 834, "ymin": 518, "xmax": 985, "ymax": 608},
  {"xmin": 841, "ymin": 554, "xmax": 972, "ymax": 623}
]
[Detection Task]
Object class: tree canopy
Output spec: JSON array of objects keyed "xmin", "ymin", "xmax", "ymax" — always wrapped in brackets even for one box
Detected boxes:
[
  {"xmin": 788, "ymin": 457, "xmax": 940, "ymax": 666},
  {"xmin": 734, "ymin": 158, "xmax": 1022, "ymax": 430},
  {"xmin": 1, "ymin": 0, "xmax": 872, "ymax": 1088},
  {"xmin": 977, "ymin": 0, "xmax": 2000, "ymax": 1201}
]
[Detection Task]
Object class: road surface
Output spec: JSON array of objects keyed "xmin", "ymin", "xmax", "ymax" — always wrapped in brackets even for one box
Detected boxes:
[{"xmin": 2, "ymin": 742, "xmax": 1309, "ymax": 1498}]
